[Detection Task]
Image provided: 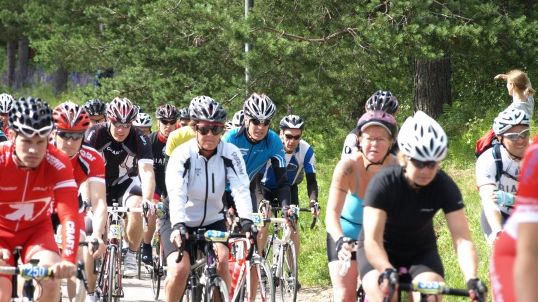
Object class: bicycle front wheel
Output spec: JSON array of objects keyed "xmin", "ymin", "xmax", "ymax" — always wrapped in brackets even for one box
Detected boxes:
[
  {"xmin": 250, "ymin": 256, "xmax": 275, "ymax": 302},
  {"xmin": 107, "ymin": 246, "xmax": 117, "ymax": 302},
  {"xmin": 205, "ymin": 276, "xmax": 230, "ymax": 302},
  {"xmin": 151, "ymin": 252, "xmax": 162, "ymax": 300},
  {"xmin": 277, "ymin": 241, "xmax": 297, "ymax": 302}
]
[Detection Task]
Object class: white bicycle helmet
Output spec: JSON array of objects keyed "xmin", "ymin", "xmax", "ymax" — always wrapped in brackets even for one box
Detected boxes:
[
  {"xmin": 231, "ymin": 110, "xmax": 245, "ymax": 127},
  {"xmin": 0, "ymin": 93, "xmax": 15, "ymax": 114},
  {"xmin": 493, "ymin": 107, "xmax": 530, "ymax": 135},
  {"xmin": 279, "ymin": 114, "xmax": 305, "ymax": 130},
  {"xmin": 243, "ymin": 93, "xmax": 276, "ymax": 120},
  {"xmin": 133, "ymin": 112, "xmax": 153, "ymax": 127},
  {"xmin": 398, "ymin": 111, "xmax": 448, "ymax": 161},
  {"xmin": 189, "ymin": 96, "xmax": 227, "ymax": 123}
]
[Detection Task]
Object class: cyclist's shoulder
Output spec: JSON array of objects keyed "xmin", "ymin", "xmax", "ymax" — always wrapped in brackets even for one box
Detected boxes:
[
  {"xmin": 222, "ymin": 126, "xmax": 242, "ymax": 142},
  {"xmin": 168, "ymin": 126, "xmax": 195, "ymax": 142},
  {"xmin": 78, "ymin": 145, "xmax": 105, "ymax": 165},
  {"xmin": 42, "ymin": 144, "xmax": 75, "ymax": 174}
]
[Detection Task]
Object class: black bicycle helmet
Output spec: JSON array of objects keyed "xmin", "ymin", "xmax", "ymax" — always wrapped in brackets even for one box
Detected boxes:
[
  {"xmin": 365, "ymin": 90, "xmax": 399, "ymax": 114},
  {"xmin": 155, "ymin": 104, "xmax": 179, "ymax": 120},
  {"xmin": 84, "ymin": 99, "xmax": 107, "ymax": 116}
]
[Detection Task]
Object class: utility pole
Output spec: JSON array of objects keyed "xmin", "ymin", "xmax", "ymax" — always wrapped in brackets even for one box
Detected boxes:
[{"xmin": 245, "ymin": 0, "xmax": 253, "ymax": 94}]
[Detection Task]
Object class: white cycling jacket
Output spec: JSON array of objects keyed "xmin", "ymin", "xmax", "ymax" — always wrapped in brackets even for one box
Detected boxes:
[{"xmin": 166, "ymin": 138, "xmax": 253, "ymax": 228}]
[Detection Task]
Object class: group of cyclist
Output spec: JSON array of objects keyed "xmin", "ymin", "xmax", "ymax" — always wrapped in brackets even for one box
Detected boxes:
[{"xmin": 0, "ymin": 68, "xmax": 536, "ymax": 302}]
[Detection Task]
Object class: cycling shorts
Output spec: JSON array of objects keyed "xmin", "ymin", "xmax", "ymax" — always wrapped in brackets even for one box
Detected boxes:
[
  {"xmin": 357, "ymin": 243, "xmax": 444, "ymax": 280},
  {"xmin": 0, "ymin": 219, "xmax": 59, "ymax": 278},
  {"xmin": 106, "ymin": 176, "xmax": 142, "ymax": 206},
  {"xmin": 326, "ymin": 233, "xmax": 356, "ymax": 262},
  {"xmin": 158, "ymin": 218, "xmax": 227, "ymax": 261},
  {"xmin": 259, "ymin": 183, "xmax": 299, "ymax": 206}
]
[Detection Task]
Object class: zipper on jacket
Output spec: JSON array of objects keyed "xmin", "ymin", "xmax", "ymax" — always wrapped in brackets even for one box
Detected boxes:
[{"xmin": 199, "ymin": 159, "xmax": 209, "ymax": 227}]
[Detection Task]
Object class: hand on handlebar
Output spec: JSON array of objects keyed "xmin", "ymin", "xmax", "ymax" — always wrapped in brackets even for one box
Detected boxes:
[
  {"xmin": 467, "ymin": 278, "xmax": 487, "ymax": 302},
  {"xmin": 378, "ymin": 268, "xmax": 398, "ymax": 300},
  {"xmin": 88, "ymin": 236, "xmax": 106, "ymax": 258},
  {"xmin": 309, "ymin": 200, "xmax": 320, "ymax": 217},
  {"xmin": 335, "ymin": 236, "xmax": 354, "ymax": 261},
  {"xmin": 52, "ymin": 260, "xmax": 77, "ymax": 279}
]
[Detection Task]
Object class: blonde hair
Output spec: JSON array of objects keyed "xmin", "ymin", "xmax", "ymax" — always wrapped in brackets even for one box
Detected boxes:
[{"xmin": 495, "ymin": 69, "xmax": 535, "ymax": 97}]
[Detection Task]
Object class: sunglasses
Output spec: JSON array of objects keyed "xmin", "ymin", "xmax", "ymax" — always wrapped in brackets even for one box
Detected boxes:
[
  {"xmin": 409, "ymin": 157, "xmax": 437, "ymax": 169},
  {"xmin": 196, "ymin": 124, "xmax": 225, "ymax": 136},
  {"xmin": 251, "ymin": 119, "xmax": 271, "ymax": 126},
  {"xmin": 57, "ymin": 131, "xmax": 85, "ymax": 140},
  {"xmin": 503, "ymin": 129, "xmax": 530, "ymax": 141},
  {"xmin": 160, "ymin": 119, "xmax": 177, "ymax": 126},
  {"xmin": 284, "ymin": 134, "xmax": 301, "ymax": 141},
  {"xmin": 112, "ymin": 121, "xmax": 132, "ymax": 129}
]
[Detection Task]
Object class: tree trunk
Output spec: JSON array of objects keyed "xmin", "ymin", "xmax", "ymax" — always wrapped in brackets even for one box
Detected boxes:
[
  {"xmin": 6, "ymin": 40, "xmax": 16, "ymax": 88},
  {"xmin": 53, "ymin": 65, "xmax": 69, "ymax": 95},
  {"xmin": 413, "ymin": 55, "xmax": 452, "ymax": 118},
  {"xmin": 15, "ymin": 36, "xmax": 30, "ymax": 88}
]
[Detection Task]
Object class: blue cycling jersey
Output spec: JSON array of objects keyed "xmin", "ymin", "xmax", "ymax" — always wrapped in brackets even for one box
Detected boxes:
[
  {"xmin": 340, "ymin": 193, "xmax": 364, "ymax": 239},
  {"xmin": 222, "ymin": 127, "xmax": 286, "ymax": 181},
  {"xmin": 260, "ymin": 139, "xmax": 316, "ymax": 188}
]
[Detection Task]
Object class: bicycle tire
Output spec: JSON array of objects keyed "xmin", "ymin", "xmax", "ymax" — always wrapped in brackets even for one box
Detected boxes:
[
  {"xmin": 251, "ymin": 256, "xmax": 275, "ymax": 302},
  {"xmin": 151, "ymin": 251, "xmax": 162, "ymax": 300},
  {"xmin": 205, "ymin": 276, "xmax": 230, "ymax": 302},
  {"xmin": 107, "ymin": 246, "xmax": 116, "ymax": 302},
  {"xmin": 277, "ymin": 241, "xmax": 297, "ymax": 302}
]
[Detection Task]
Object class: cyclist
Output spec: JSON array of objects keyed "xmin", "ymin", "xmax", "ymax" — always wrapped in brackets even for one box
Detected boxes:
[
  {"xmin": 342, "ymin": 90, "xmax": 399, "ymax": 158},
  {"xmin": 494, "ymin": 69, "xmax": 535, "ymax": 118},
  {"xmin": 258, "ymin": 114, "xmax": 319, "ymax": 265},
  {"xmin": 84, "ymin": 99, "xmax": 107, "ymax": 127},
  {"xmin": 0, "ymin": 97, "xmax": 81, "ymax": 302},
  {"xmin": 139, "ymin": 104, "xmax": 179, "ymax": 265},
  {"xmin": 165, "ymin": 97, "xmax": 254, "ymax": 302},
  {"xmin": 84, "ymin": 97, "xmax": 156, "ymax": 277},
  {"xmin": 0, "ymin": 93, "xmax": 14, "ymax": 140},
  {"xmin": 51, "ymin": 101, "xmax": 108, "ymax": 302},
  {"xmin": 223, "ymin": 93, "xmax": 291, "ymax": 245},
  {"xmin": 359, "ymin": 111, "xmax": 483, "ymax": 301},
  {"xmin": 325, "ymin": 110, "xmax": 398, "ymax": 301},
  {"xmin": 133, "ymin": 112, "xmax": 153, "ymax": 136},
  {"xmin": 165, "ymin": 101, "xmax": 201, "ymax": 157},
  {"xmin": 476, "ymin": 107, "xmax": 530, "ymax": 245},
  {"xmin": 491, "ymin": 136, "xmax": 538, "ymax": 302},
  {"xmin": 178, "ymin": 107, "xmax": 191, "ymax": 127}
]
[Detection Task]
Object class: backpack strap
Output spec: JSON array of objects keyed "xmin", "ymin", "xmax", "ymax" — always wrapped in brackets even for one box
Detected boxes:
[{"xmin": 492, "ymin": 143, "xmax": 503, "ymax": 183}]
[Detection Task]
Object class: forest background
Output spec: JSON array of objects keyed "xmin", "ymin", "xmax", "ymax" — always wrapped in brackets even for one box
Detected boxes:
[{"xmin": 2, "ymin": 0, "xmax": 537, "ymax": 293}]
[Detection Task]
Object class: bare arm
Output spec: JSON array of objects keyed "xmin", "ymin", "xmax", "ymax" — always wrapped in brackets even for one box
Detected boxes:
[
  {"xmin": 363, "ymin": 206, "xmax": 392, "ymax": 272},
  {"xmin": 139, "ymin": 161, "xmax": 156, "ymax": 202},
  {"xmin": 515, "ymin": 222, "xmax": 538, "ymax": 302},
  {"xmin": 88, "ymin": 180, "xmax": 107, "ymax": 238},
  {"xmin": 478, "ymin": 184, "xmax": 503, "ymax": 239},
  {"xmin": 445, "ymin": 210, "xmax": 478, "ymax": 281},
  {"xmin": 325, "ymin": 158, "xmax": 354, "ymax": 241}
]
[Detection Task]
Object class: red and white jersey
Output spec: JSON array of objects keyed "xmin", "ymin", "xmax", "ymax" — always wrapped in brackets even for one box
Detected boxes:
[
  {"xmin": 491, "ymin": 141, "xmax": 538, "ymax": 302},
  {"xmin": 72, "ymin": 145, "xmax": 106, "ymax": 186},
  {"xmin": 0, "ymin": 141, "xmax": 80, "ymax": 263}
]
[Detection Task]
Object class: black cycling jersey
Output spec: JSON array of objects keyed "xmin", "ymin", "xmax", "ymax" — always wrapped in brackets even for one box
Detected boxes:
[
  {"xmin": 149, "ymin": 131, "xmax": 168, "ymax": 198},
  {"xmin": 362, "ymin": 165, "xmax": 464, "ymax": 254},
  {"xmin": 84, "ymin": 123, "xmax": 153, "ymax": 188}
]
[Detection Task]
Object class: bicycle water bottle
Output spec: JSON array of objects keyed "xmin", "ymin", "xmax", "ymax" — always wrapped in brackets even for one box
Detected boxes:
[
  {"xmin": 204, "ymin": 230, "xmax": 228, "ymax": 242},
  {"xmin": 155, "ymin": 202, "xmax": 165, "ymax": 219}
]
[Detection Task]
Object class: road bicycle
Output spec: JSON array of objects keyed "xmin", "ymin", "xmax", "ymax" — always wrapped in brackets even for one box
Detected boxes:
[
  {"xmin": 95, "ymin": 203, "xmax": 144, "ymax": 302},
  {"xmin": 147, "ymin": 201, "xmax": 166, "ymax": 300},
  {"xmin": 256, "ymin": 200, "xmax": 318, "ymax": 302},
  {"xmin": 0, "ymin": 246, "xmax": 87, "ymax": 302},
  {"xmin": 177, "ymin": 228, "xmax": 233, "ymax": 302}
]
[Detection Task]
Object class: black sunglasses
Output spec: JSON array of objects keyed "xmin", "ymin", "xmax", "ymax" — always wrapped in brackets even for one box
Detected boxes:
[
  {"xmin": 112, "ymin": 121, "xmax": 132, "ymax": 128},
  {"xmin": 284, "ymin": 134, "xmax": 301, "ymax": 140},
  {"xmin": 409, "ymin": 157, "xmax": 437, "ymax": 169},
  {"xmin": 196, "ymin": 125, "xmax": 225, "ymax": 136},
  {"xmin": 57, "ymin": 131, "xmax": 85, "ymax": 140},
  {"xmin": 251, "ymin": 119, "xmax": 271, "ymax": 126},
  {"xmin": 160, "ymin": 119, "xmax": 177, "ymax": 125}
]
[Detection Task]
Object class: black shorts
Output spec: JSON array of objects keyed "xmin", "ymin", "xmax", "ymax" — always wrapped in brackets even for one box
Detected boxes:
[
  {"xmin": 259, "ymin": 184, "xmax": 299, "ymax": 207},
  {"xmin": 356, "ymin": 242, "xmax": 444, "ymax": 279},
  {"xmin": 326, "ymin": 233, "xmax": 356, "ymax": 262},
  {"xmin": 158, "ymin": 219, "xmax": 228, "ymax": 260},
  {"xmin": 106, "ymin": 177, "xmax": 142, "ymax": 206}
]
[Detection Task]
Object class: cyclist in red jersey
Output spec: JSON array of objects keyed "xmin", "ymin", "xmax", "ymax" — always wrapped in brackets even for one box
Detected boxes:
[
  {"xmin": 492, "ymin": 138, "xmax": 538, "ymax": 302},
  {"xmin": 0, "ymin": 97, "xmax": 81, "ymax": 302},
  {"xmin": 52, "ymin": 102, "xmax": 108, "ymax": 302}
]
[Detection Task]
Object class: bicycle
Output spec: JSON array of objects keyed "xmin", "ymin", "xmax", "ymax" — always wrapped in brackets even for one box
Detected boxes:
[
  {"xmin": 256, "ymin": 200, "xmax": 318, "ymax": 302},
  {"xmin": 227, "ymin": 233, "xmax": 275, "ymax": 302},
  {"xmin": 95, "ymin": 203, "xmax": 144, "ymax": 302},
  {"xmin": 176, "ymin": 228, "xmax": 233, "ymax": 302},
  {"xmin": 1, "ymin": 246, "xmax": 87, "ymax": 302},
  {"xmin": 147, "ymin": 201, "xmax": 166, "ymax": 300}
]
